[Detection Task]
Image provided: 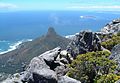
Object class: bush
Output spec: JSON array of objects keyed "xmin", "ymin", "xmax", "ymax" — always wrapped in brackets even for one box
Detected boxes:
[
  {"xmin": 101, "ymin": 35, "xmax": 120, "ymax": 50},
  {"xmin": 95, "ymin": 74, "xmax": 120, "ymax": 83},
  {"xmin": 67, "ymin": 51, "xmax": 118, "ymax": 83},
  {"xmin": 117, "ymin": 32, "xmax": 120, "ymax": 36}
]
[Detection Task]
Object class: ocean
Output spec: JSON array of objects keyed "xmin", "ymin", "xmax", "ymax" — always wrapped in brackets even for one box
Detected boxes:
[{"xmin": 0, "ymin": 10, "xmax": 120, "ymax": 54}]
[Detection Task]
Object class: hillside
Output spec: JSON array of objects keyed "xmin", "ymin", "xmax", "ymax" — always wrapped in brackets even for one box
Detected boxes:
[{"xmin": 0, "ymin": 27, "xmax": 71, "ymax": 73}]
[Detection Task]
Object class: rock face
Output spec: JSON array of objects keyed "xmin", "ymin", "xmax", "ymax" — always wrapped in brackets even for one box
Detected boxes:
[
  {"xmin": 58, "ymin": 76, "xmax": 81, "ymax": 83},
  {"xmin": 2, "ymin": 47, "xmax": 80, "ymax": 83},
  {"xmin": 67, "ymin": 31, "xmax": 103, "ymax": 58},
  {"xmin": 0, "ymin": 27, "xmax": 71, "ymax": 74},
  {"xmin": 110, "ymin": 44, "xmax": 120, "ymax": 83},
  {"xmin": 101, "ymin": 18, "xmax": 120, "ymax": 34},
  {"xmin": 115, "ymin": 79, "xmax": 120, "ymax": 83},
  {"xmin": 109, "ymin": 44, "xmax": 120, "ymax": 67}
]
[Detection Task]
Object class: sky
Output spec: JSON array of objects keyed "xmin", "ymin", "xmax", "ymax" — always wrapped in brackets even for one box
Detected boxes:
[{"xmin": 0, "ymin": 0, "xmax": 120, "ymax": 11}]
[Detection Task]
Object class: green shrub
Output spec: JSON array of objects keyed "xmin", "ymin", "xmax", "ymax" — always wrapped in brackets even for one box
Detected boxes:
[
  {"xmin": 67, "ymin": 51, "xmax": 118, "ymax": 83},
  {"xmin": 94, "ymin": 74, "xmax": 120, "ymax": 83},
  {"xmin": 101, "ymin": 35, "xmax": 120, "ymax": 50},
  {"xmin": 117, "ymin": 32, "xmax": 120, "ymax": 36}
]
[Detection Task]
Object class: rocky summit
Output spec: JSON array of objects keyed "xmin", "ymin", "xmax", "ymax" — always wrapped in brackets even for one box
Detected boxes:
[
  {"xmin": 2, "ymin": 47, "xmax": 80, "ymax": 83},
  {"xmin": 101, "ymin": 18, "xmax": 120, "ymax": 34},
  {"xmin": 0, "ymin": 27, "xmax": 71, "ymax": 74}
]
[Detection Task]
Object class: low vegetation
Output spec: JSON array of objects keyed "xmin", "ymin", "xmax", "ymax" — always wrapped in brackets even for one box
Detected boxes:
[
  {"xmin": 101, "ymin": 32, "xmax": 120, "ymax": 50},
  {"xmin": 95, "ymin": 74, "xmax": 120, "ymax": 83},
  {"xmin": 67, "ymin": 51, "xmax": 120, "ymax": 83}
]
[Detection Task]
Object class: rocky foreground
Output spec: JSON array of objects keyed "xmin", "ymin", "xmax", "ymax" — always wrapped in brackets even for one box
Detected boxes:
[
  {"xmin": 2, "ymin": 47, "xmax": 81, "ymax": 83},
  {"xmin": 2, "ymin": 18, "xmax": 120, "ymax": 83}
]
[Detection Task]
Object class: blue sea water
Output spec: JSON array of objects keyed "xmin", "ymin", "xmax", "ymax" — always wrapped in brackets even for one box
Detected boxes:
[
  {"xmin": 0, "ymin": 39, "xmax": 32, "ymax": 54},
  {"xmin": 0, "ymin": 10, "xmax": 120, "ymax": 53},
  {"xmin": 0, "ymin": 40, "xmax": 17, "ymax": 54}
]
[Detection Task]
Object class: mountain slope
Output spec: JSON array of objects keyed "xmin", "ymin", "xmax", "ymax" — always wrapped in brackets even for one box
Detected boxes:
[
  {"xmin": 0, "ymin": 27, "xmax": 71, "ymax": 73},
  {"xmin": 101, "ymin": 18, "xmax": 120, "ymax": 34}
]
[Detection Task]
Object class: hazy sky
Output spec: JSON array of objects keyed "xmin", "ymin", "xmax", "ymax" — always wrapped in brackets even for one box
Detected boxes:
[{"xmin": 0, "ymin": 0, "xmax": 120, "ymax": 11}]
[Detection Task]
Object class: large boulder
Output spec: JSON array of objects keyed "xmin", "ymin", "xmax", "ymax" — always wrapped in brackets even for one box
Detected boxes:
[
  {"xmin": 67, "ymin": 31, "xmax": 102, "ymax": 58},
  {"xmin": 31, "ymin": 69, "xmax": 57, "ymax": 83},
  {"xmin": 21, "ymin": 57, "xmax": 58, "ymax": 83},
  {"xmin": 21, "ymin": 47, "xmax": 61, "ymax": 83},
  {"xmin": 109, "ymin": 44, "xmax": 120, "ymax": 67},
  {"xmin": 39, "ymin": 47, "xmax": 61, "ymax": 61}
]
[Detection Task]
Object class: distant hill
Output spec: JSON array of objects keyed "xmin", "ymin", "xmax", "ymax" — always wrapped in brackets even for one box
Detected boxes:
[{"xmin": 0, "ymin": 27, "xmax": 71, "ymax": 73}]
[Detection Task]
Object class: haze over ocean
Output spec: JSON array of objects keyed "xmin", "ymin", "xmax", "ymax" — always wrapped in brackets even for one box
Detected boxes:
[
  {"xmin": 0, "ymin": 10, "xmax": 120, "ymax": 53},
  {"xmin": 1, "ymin": 10, "xmax": 120, "ymax": 40}
]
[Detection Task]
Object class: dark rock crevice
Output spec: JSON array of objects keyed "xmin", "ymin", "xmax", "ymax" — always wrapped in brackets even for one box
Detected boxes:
[{"xmin": 44, "ymin": 59, "xmax": 61, "ymax": 70}]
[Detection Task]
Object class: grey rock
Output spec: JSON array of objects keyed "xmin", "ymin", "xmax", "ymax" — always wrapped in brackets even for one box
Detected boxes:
[
  {"xmin": 22, "ymin": 47, "xmax": 60, "ymax": 82},
  {"xmin": 58, "ymin": 76, "xmax": 81, "ymax": 83},
  {"xmin": 38, "ymin": 47, "xmax": 62, "ymax": 70},
  {"xmin": 60, "ymin": 58, "xmax": 69, "ymax": 64},
  {"xmin": 67, "ymin": 31, "xmax": 102, "ymax": 58},
  {"xmin": 101, "ymin": 18, "xmax": 120, "ymax": 34},
  {"xmin": 2, "ymin": 73, "xmax": 23, "ymax": 83},
  {"xmin": 109, "ymin": 44, "xmax": 120, "ymax": 67},
  {"xmin": 39, "ymin": 47, "xmax": 61, "ymax": 62},
  {"xmin": 55, "ymin": 66, "xmax": 69, "ymax": 77},
  {"xmin": 21, "ymin": 56, "xmax": 55, "ymax": 82},
  {"xmin": 31, "ymin": 68, "xmax": 57, "ymax": 83},
  {"xmin": 116, "ymin": 79, "xmax": 120, "ymax": 83}
]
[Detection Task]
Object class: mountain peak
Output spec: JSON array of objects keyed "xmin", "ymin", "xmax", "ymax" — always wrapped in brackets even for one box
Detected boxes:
[{"xmin": 47, "ymin": 27, "xmax": 57, "ymax": 36}]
